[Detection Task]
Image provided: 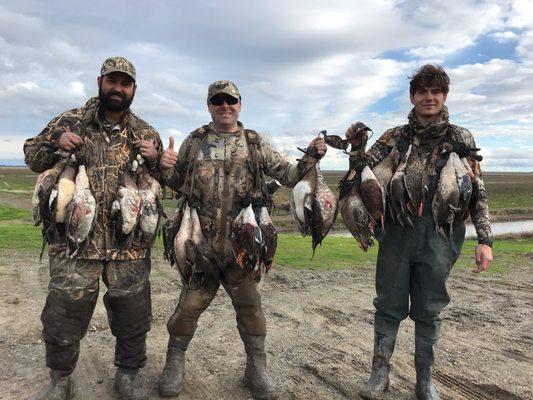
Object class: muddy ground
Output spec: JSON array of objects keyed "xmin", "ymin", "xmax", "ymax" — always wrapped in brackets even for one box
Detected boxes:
[{"xmin": 0, "ymin": 249, "xmax": 531, "ymax": 400}]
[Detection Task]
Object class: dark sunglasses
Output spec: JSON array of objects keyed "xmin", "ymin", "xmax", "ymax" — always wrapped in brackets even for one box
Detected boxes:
[{"xmin": 210, "ymin": 94, "xmax": 239, "ymax": 106}]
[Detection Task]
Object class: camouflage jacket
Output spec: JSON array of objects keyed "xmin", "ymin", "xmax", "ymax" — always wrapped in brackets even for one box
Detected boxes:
[
  {"xmin": 163, "ymin": 122, "xmax": 307, "ymax": 259},
  {"xmin": 24, "ymin": 97, "xmax": 164, "ymax": 260},
  {"xmin": 366, "ymin": 117, "xmax": 492, "ymax": 246}
]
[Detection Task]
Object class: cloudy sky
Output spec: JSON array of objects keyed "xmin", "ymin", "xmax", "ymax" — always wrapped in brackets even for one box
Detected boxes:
[{"xmin": 1, "ymin": 0, "xmax": 532, "ymax": 171}]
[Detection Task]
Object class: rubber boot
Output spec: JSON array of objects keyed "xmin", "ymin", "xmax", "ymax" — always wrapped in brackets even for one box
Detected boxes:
[
  {"xmin": 114, "ymin": 368, "xmax": 147, "ymax": 400},
  {"xmin": 359, "ymin": 331, "xmax": 397, "ymax": 400},
  {"xmin": 240, "ymin": 334, "xmax": 278, "ymax": 400},
  {"xmin": 158, "ymin": 337, "xmax": 187, "ymax": 397},
  {"xmin": 32, "ymin": 370, "xmax": 73, "ymax": 400},
  {"xmin": 414, "ymin": 336, "xmax": 440, "ymax": 400}
]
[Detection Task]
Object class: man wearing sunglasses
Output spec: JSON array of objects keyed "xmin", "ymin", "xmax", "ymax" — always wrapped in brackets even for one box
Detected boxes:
[{"xmin": 157, "ymin": 80, "xmax": 326, "ymax": 399}]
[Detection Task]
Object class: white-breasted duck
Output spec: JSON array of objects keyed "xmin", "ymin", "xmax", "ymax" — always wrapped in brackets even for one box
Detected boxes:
[{"xmin": 65, "ymin": 165, "xmax": 97, "ymax": 258}]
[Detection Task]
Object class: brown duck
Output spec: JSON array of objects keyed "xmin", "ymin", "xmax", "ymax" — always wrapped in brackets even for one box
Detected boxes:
[
  {"xmin": 389, "ymin": 144, "xmax": 414, "ymax": 228},
  {"xmin": 258, "ymin": 206, "xmax": 277, "ymax": 272},
  {"xmin": 431, "ymin": 151, "xmax": 460, "ymax": 236},
  {"xmin": 311, "ymin": 167, "xmax": 338, "ymax": 254},
  {"xmin": 231, "ymin": 204, "xmax": 263, "ymax": 271}
]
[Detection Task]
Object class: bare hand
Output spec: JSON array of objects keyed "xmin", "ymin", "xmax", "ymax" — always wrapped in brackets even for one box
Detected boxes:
[
  {"xmin": 307, "ymin": 137, "xmax": 327, "ymax": 159},
  {"xmin": 473, "ymin": 244, "xmax": 493, "ymax": 273},
  {"xmin": 159, "ymin": 137, "xmax": 178, "ymax": 170},
  {"xmin": 58, "ymin": 131, "xmax": 83, "ymax": 151},
  {"xmin": 134, "ymin": 139, "xmax": 158, "ymax": 163}
]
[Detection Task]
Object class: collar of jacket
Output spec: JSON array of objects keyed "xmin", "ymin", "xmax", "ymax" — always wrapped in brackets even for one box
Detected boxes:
[
  {"xmin": 208, "ymin": 120, "xmax": 244, "ymax": 135},
  {"xmin": 79, "ymin": 97, "xmax": 139, "ymax": 131},
  {"xmin": 407, "ymin": 105, "xmax": 449, "ymax": 147}
]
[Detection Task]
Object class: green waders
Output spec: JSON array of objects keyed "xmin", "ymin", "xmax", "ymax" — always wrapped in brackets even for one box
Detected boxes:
[{"xmin": 362, "ymin": 177, "xmax": 465, "ymax": 400}]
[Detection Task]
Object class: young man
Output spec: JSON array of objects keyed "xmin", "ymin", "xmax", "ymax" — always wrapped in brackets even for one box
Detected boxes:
[
  {"xmin": 24, "ymin": 57, "xmax": 164, "ymax": 400},
  {"xmin": 353, "ymin": 65, "xmax": 493, "ymax": 400},
  {"xmin": 158, "ymin": 80, "xmax": 326, "ymax": 400}
]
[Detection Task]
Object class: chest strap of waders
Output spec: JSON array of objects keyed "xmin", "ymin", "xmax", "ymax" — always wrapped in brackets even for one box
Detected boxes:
[
  {"xmin": 178, "ymin": 125, "xmax": 210, "ymax": 204},
  {"xmin": 243, "ymin": 129, "xmax": 268, "ymax": 204}
]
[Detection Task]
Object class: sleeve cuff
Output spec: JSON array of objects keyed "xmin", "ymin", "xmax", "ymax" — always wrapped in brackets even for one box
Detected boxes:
[{"xmin": 478, "ymin": 238, "xmax": 493, "ymax": 247}]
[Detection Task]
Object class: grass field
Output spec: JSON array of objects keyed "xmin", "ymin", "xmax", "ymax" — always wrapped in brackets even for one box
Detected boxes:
[
  {"xmin": 1, "ymin": 202, "xmax": 531, "ymax": 276},
  {"xmin": 2, "ymin": 168, "xmax": 532, "ymax": 212}
]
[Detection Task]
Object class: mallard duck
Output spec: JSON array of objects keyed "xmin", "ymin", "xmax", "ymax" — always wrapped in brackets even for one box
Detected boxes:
[
  {"xmin": 65, "ymin": 165, "xmax": 97, "ymax": 257},
  {"xmin": 231, "ymin": 204, "xmax": 262, "ymax": 271}
]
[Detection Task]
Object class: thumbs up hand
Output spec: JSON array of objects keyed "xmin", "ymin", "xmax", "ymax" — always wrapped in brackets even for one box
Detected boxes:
[{"xmin": 159, "ymin": 136, "xmax": 178, "ymax": 170}]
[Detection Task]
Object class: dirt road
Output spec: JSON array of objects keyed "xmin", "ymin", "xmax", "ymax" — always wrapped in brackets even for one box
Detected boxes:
[{"xmin": 0, "ymin": 250, "xmax": 531, "ymax": 400}]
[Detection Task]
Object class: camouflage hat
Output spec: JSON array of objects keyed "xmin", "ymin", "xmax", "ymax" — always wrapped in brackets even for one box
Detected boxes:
[
  {"xmin": 100, "ymin": 57, "xmax": 136, "ymax": 81},
  {"xmin": 207, "ymin": 80, "xmax": 241, "ymax": 103}
]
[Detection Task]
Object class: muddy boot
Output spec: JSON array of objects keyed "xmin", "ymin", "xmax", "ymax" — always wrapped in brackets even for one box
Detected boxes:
[
  {"xmin": 359, "ymin": 331, "xmax": 397, "ymax": 400},
  {"xmin": 114, "ymin": 368, "xmax": 147, "ymax": 400},
  {"xmin": 414, "ymin": 336, "xmax": 440, "ymax": 400},
  {"xmin": 32, "ymin": 370, "xmax": 73, "ymax": 400},
  {"xmin": 158, "ymin": 337, "xmax": 187, "ymax": 397},
  {"xmin": 241, "ymin": 334, "xmax": 278, "ymax": 400}
]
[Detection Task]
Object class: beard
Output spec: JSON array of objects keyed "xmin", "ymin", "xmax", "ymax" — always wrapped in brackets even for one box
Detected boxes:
[{"xmin": 98, "ymin": 86, "xmax": 134, "ymax": 112}]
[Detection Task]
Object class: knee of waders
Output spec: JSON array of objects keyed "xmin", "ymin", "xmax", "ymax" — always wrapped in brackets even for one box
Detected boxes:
[
  {"xmin": 167, "ymin": 289, "xmax": 215, "ymax": 336},
  {"xmin": 104, "ymin": 285, "xmax": 152, "ymax": 338},
  {"xmin": 42, "ymin": 288, "xmax": 98, "ymax": 343},
  {"xmin": 230, "ymin": 285, "xmax": 266, "ymax": 336}
]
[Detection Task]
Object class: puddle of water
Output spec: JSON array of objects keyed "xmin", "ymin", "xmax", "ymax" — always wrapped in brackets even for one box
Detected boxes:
[{"xmin": 331, "ymin": 220, "xmax": 533, "ymax": 239}]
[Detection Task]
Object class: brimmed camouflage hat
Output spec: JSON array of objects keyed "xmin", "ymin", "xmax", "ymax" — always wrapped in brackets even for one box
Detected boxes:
[
  {"xmin": 207, "ymin": 80, "xmax": 240, "ymax": 103},
  {"xmin": 100, "ymin": 57, "xmax": 136, "ymax": 81}
]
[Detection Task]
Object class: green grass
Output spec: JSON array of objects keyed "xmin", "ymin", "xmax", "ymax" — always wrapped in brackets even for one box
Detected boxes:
[
  {"xmin": 0, "ymin": 204, "xmax": 32, "ymax": 221},
  {"xmin": 0, "ymin": 202, "xmax": 531, "ymax": 275}
]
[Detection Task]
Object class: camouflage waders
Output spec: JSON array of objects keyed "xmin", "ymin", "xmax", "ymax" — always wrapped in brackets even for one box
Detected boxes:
[{"xmin": 41, "ymin": 257, "xmax": 152, "ymax": 375}]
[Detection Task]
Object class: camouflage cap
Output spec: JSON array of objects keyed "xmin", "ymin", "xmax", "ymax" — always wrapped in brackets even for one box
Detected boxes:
[
  {"xmin": 100, "ymin": 56, "xmax": 136, "ymax": 81},
  {"xmin": 207, "ymin": 80, "xmax": 241, "ymax": 103}
]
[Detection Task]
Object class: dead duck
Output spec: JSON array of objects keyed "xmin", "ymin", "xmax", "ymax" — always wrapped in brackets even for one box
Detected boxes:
[
  {"xmin": 372, "ymin": 147, "xmax": 400, "ymax": 222},
  {"xmin": 111, "ymin": 170, "xmax": 142, "ymax": 248},
  {"xmin": 187, "ymin": 206, "xmax": 211, "ymax": 272},
  {"xmin": 54, "ymin": 159, "xmax": 78, "ymax": 224},
  {"xmin": 290, "ymin": 157, "xmax": 317, "ymax": 235},
  {"xmin": 339, "ymin": 180, "xmax": 373, "ymax": 251},
  {"xmin": 389, "ymin": 144, "xmax": 414, "ymax": 228},
  {"xmin": 231, "ymin": 204, "xmax": 263, "ymax": 271},
  {"xmin": 137, "ymin": 166, "xmax": 165, "ymax": 243},
  {"xmin": 431, "ymin": 151, "xmax": 460, "ymax": 237},
  {"xmin": 65, "ymin": 165, "xmax": 97, "ymax": 258},
  {"xmin": 404, "ymin": 144, "xmax": 426, "ymax": 217},
  {"xmin": 311, "ymin": 168, "xmax": 338, "ymax": 254},
  {"xmin": 174, "ymin": 203, "xmax": 192, "ymax": 274},
  {"xmin": 163, "ymin": 205, "xmax": 184, "ymax": 266},
  {"xmin": 32, "ymin": 158, "xmax": 68, "ymax": 227},
  {"xmin": 258, "ymin": 206, "xmax": 277, "ymax": 272},
  {"xmin": 360, "ymin": 165, "xmax": 385, "ymax": 230}
]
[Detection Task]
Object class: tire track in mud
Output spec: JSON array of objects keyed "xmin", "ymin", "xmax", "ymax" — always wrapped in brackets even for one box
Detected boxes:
[{"xmin": 434, "ymin": 370, "xmax": 526, "ymax": 400}]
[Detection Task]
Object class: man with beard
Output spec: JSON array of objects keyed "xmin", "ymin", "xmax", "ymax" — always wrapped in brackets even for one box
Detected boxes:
[
  {"xmin": 24, "ymin": 57, "xmax": 163, "ymax": 400},
  {"xmin": 353, "ymin": 65, "xmax": 493, "ymax": 400},
  {"xmin": 156, "ymin": 80, "xmax": 326, "ymax": 400}
]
